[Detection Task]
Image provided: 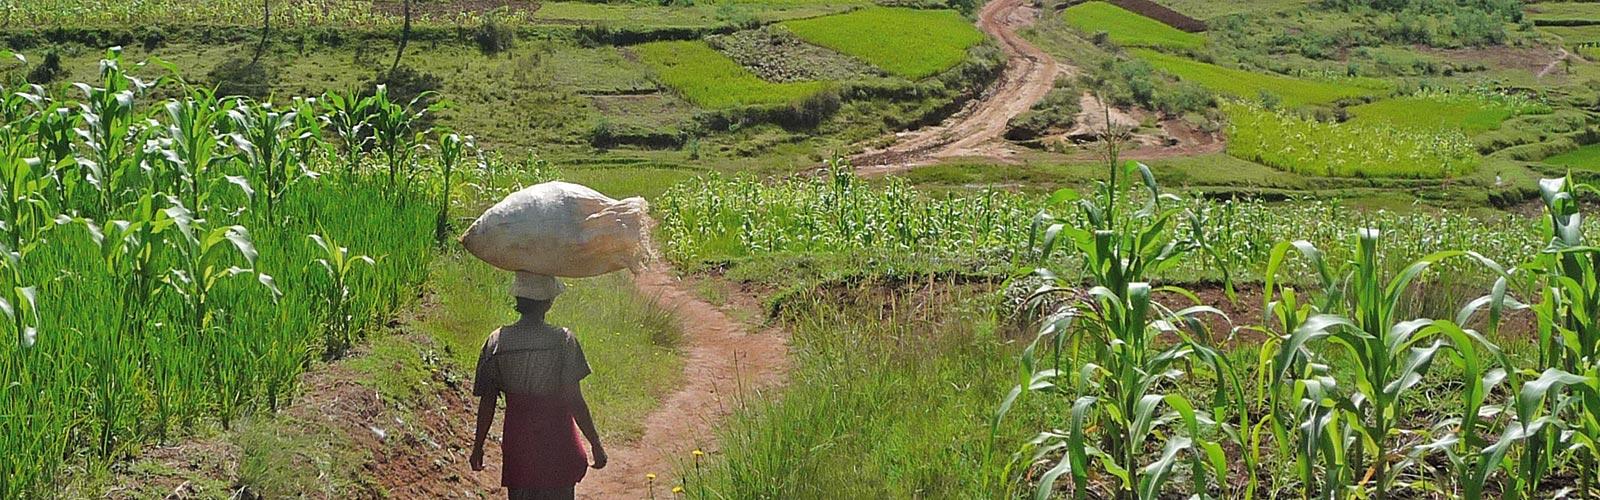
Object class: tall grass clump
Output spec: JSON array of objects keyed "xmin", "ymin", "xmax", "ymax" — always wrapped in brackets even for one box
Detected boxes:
[
  {"xmin": 0, "ymin": 47, "xmax": 469, "ymax": 496},
  {"xmin": 1223, "ymin": 100, "xmax": 1480, "ymax": 179}
]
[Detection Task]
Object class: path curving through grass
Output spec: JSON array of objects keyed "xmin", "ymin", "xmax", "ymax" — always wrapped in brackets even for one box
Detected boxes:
[
  {"xmin": 851, "ymin": 0, "xmax": 1061, "ymax": 173},
  {"xmin": 576, "ymin": 265, "xmax": 790, "ymax": 499}
]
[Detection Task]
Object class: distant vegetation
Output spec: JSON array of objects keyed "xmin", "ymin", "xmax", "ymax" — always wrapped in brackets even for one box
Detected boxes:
[
  {"xmin": 1134, "ymin": 49, "xmax": 1384, "ymax": 106},
  {"xmin": 633, "ymin": 40, "xmax": 833, "ymax": 108},
  {"xmin": 1064, "ymin": 1, "xmax": 1205, "ymax": 49},
  {"xmin": 782, "ymin": 7, "xmax": 985, "ymax": 79},
  {"xmin": 1224, "ymin": 101, "xmax": 1480, "ymax": 178}
]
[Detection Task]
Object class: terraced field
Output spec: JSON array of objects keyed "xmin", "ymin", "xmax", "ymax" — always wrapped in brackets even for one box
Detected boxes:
[
  {"xmin": 1063, "ymin": 1, "xmax": 1205, "ymax": 49},
  {"xmin": 782, "ymin": 7, "xmax": 985, "ymax": 79},
  {"xmin": 633, "ymin": 40, "xmax": 833, "ymax": 108},
  {"xmin": 1134, "ymin": 49, "xmax": 1386, "ymax": 106}
]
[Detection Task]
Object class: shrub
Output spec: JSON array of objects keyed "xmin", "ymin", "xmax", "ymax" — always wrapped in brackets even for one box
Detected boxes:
[
  {"xmin": 24, "ymin": 51, "xmax": 62, "ymax": 84},
  {"xmin": 470, "ymin": 15, "xmax": 514, "ymax": 55}
]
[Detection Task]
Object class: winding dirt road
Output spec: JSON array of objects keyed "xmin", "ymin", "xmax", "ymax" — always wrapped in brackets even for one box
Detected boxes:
[
  {"xmin": 577, "ymin": 269, "xmax": 789, "ymax": 499},
  {"xmin": 852, "ymin": 0, "xmax": 1061, "ymax": 175}
]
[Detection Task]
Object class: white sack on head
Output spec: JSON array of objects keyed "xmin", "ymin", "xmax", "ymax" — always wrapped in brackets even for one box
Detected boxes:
[{"xmin": 460, "ymin": 182, "xmax": 652, "ymax": 278}]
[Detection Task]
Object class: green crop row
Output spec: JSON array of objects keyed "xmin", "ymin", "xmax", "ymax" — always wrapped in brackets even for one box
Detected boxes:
[
  {"xmin": 1223, "ymin": 101, "xmax": 1480, "ymax": 178},
  {"xmin": 658, "ymin": 158, "xmax": 1573, "ymax": 285},
  {"xmin": 663, "ymin": 157, "xmax": 1600, "ymax": 499},
  {"xmin": 0, "ymin": 48, "xmax": 476, "ymax": 495}
]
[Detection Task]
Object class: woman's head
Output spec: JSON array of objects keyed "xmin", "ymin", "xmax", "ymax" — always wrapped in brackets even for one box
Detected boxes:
[{"xmin": 514, "ymin": 296, "xmax": 555, "ymax": 319}]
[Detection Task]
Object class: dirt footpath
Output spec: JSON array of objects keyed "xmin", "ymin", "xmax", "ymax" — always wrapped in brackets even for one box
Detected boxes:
[
  {"xmin": 852, "ymin": 0, "xmax": 1060, "ymax": 174},
  {"xmin": 576, "ymin": 269, "xmax": 789, "ymax": 499}
]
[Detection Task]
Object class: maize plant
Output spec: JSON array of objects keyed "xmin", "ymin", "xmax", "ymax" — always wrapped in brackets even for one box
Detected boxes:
[
  {"xmin": 71, "ymin": 47, "xmax": 149, "ymax": 217},
  {"xmin": 998, "ymin": 160, "xmax": 1243, "ymax": 500},
  {"xmin": 318, "ymin": 88, "xmax": 375, "ymax": 178},
  {"xmin": 0, "ymin": 50, "xmax": 439, "ymax": 495},
  {"xmin": 308, "ymin": 232, "xmax": 374, "ymax": 358},
  {"xmin": 1263, "ymin": 228, "xmax": 1512, "ymax": 500},
  {"xmin": 368, "ymin": 85, "xmax": 436, "ymax": 195},
  {"xmin": 229, "ymin": 100, "xmax": 300, "ymax": 216},
  {"xmin": 1521, "ymin": 175, "xmax": 1600, "ymax": 498},
  {"xmin": 435, "ymin": 132, "xmax": 463, "ymax": 242},
  {"xmin": 158, "ymin": 86, "xmax": 235, "ymax": 211}
]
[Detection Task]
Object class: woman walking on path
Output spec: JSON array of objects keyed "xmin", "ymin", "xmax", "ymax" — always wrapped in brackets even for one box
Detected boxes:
[{"xmin": 471, "ymin": 274, "xmax": 608, "ymax": 500}]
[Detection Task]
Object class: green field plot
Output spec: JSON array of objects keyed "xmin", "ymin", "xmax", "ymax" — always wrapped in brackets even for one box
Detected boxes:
[
  {"xmin": 533, "ymin": 1, "xmax": 855, "ymax": 27},
  {"xmin": 1157, "ymin": 0, "xmax": 1310, "ymax": 19},
  {"xmin": 1527, "ymin": 2, "xmax": 1600, "ymax": 23},
  {"xmin": 1063, "ymin": 2, "xmax": 1206, "ymax": 49},
  {"xmin": 1541, "ymin": 143, "xmax": 1600, "ymax": 170},
  {"xmin": 782, "ymin": 7, "xmax": 985, "ymax": 79},
  {"xmin": 13, "ymin": 0, "xmax": 860, "ymax": 29},
  {"xmin": 633, "ymin": 40, "xmax": 832, "ymax": 108},
  {"xmin": 1224, "ymin": 101, "xmax": 1479, "ymax": 178},
  {"xmin": 1134, "ymin": 49, "xmax": 1384, "ymax": 106},
  {"xmin": 1541, "ymin": 24, "xmax": 1600, "ymax": 44},
  {"xmin": 1347, "ymin": 97, "xmax": 1515, "ymax": 133}
]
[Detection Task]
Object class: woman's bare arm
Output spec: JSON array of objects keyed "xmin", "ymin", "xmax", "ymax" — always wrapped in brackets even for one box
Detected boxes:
[
  {"xmin": 470, "ymin": 394, "xmax": 496, "ymax": 471},
  {"xmin": 568, "ymin": 384, "xmax": 607, "ymax": 469}
]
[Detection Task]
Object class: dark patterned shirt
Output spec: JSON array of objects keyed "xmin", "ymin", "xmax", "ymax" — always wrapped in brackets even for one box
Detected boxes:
[{"xmin": 473, "ymin": 323, "xmax": 591, "ymax": 398}]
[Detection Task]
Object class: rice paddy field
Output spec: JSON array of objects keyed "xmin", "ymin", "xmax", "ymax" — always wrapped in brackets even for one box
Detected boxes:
[
  {"xmin": 1347, "ymin": 96, "xmax": 1520, "ymax": 133},
  {"xmin": 11, "ymin": 0, "xmax": 1600, "ymax": 498},
  {"xmin": 632, "ymin": 40, "xmax": 833, "ymax": 108},
  {"xmin": 781, "ymin": 7, "xmax": 986, "ymax": 79},
  {"xmin": 1063, "ymin": 1, "xmax": 1205, "ymax": 49},
  {"xmin": 1542, "ymin": 143, "xmax": 1600, "ymax": 171}
]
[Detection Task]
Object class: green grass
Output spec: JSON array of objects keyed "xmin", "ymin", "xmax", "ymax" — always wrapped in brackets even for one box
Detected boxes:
[
  {"xmin": 1347, "ymin": 97, "xmax": 1515, "ymax": 133},
  {"xmin": 1541, "ymin": 143, "xmax": 1600, "ymax": 171},
  {"xmin": 633, "ymin": 40, "xmax": 833, "ymax": 109},
  {"xmin": 558, "ymin": 165, "xmax": 706, "ymax": 200},
  {"xmin": 692, "ymin": 275, "xmax": 1045, "ymax": 498},
  {"xmin": 1133, "ymin": 49, "xmax": 1385, "ymax": 107},
  {"xmin": 782, "ymin": 7, "xmax": 985, "ymax": 79},
  {"xmin": 1063, "ymin": 1, "xmax": 1206, "ymax": 49},
  {"xmin": 1156, "ymin": 0, "xmax": 1310, "ymax": 19}
]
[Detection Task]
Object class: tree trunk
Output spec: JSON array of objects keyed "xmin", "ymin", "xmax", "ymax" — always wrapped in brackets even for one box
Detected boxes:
[
  {"xmin": 391, "ymin": 0, "xmax": 412, "ymax": 72},
  {"xmin": 251, "ymin": 0, "xmax": 270, "ymax": 65}
]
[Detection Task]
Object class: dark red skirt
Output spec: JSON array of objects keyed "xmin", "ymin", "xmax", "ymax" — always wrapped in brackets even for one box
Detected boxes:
[{"xmin": 501, "ymin": 392, "xmax": 589, "ymax": 489}]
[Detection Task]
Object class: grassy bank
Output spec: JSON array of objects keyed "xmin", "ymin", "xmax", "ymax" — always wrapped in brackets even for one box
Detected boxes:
[{"xmin": 686, "ymin": 269, "xmax": 1046, "ymax": 498}]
